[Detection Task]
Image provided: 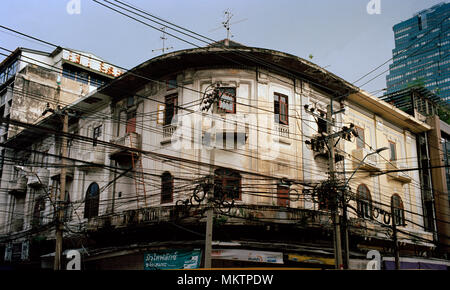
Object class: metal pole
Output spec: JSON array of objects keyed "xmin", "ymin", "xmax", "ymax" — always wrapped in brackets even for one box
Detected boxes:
[
  {"xmin": 54, "ymin": 112, "xmax": 68, "ymax": 270},
  {"xmin": 391, "ymin": 204, "xmax": 400, "ymax": 270},
  {"xmin": 327, "ymin": 103, "xmax": 343, "ymax": 270},
  {"xmin": 204, "ymin": 116, "xmax": 215, "ymax": 269}
]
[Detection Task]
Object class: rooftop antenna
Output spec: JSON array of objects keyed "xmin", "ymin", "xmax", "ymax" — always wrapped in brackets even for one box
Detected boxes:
[
  {"xmin": 152, "ymin": 27, "xmax": 173, "ymax": 54},
  {"xmin": 209, "ymin": 9, "xmax": 247, "ymax": 45},
  {"xmin": 223, "ymin": 9, "xmax": 233, "ymax": 41}
]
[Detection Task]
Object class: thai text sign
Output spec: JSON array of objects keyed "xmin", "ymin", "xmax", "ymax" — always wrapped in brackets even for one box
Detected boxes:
[{"xmin": 144, "ymin": 249, "xmax": 202, "ymax": 270}]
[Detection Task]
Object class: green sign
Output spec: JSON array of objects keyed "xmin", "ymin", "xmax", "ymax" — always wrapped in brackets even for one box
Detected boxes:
[{"xmin": 144, "ymin": 249, "xmax": 202, "ymax": 270}]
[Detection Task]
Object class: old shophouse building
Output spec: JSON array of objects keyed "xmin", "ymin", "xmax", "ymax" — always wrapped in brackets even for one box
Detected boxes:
[{"xmin": 0, "ymin": 42, "xmax": 448, "ymax": 269}]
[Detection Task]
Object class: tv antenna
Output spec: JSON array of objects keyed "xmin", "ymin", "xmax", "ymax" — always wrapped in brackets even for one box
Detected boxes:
[
  {"xmin": 152, "ymin": 27, "xmax": 173, "ymax": 54},
  {"xmin": 209, "ymin": 9, "xmax": 247, "ymax": 41}
]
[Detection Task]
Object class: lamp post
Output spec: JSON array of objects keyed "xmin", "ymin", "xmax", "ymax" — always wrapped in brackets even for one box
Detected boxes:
[{"xmin": 341, "ymin": 147, "xmax": 388, "ymax": 269}]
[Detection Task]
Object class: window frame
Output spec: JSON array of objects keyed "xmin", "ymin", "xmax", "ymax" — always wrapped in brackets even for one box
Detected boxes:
[
  {"xmin": 355, "ymin": 126, "xmax": 365, "ymax": 149},
  {"xmin": 93, "ymin": 125, "xmax": 102, "ymax": 146},
  {"xmin": 391, "ymin": 194, "xmax": 405, "ymax": 226},
  {"xmin": 274, "ymin": 93, "xmax": 289, "ymax": 125},
  {"xmin": 84, "ymin": 182, "xmax": 100, "ymax": 219},
  {"xmin": 389, "ymin": 141, "xmax": 397, "ymax": 161},
  {"xmin": 32, "ymin": 196, "xmax": 46, "ymax": 227},
  {"xmin": 164, "ymin": 94, "xmax": 178, "ymax": 126},
  {"xmin": 356, "ymin": 184, "xmax": 372, "ymax": 219},
  {"xmin": 214, "ymin": 168, "xmax": 241, "ymax": 201},
  {"xmin": 126, "ymin": 110, "xmax": 137, "ymax": 134},
  {"xmin": 277, "ymin": 184, "xmax": 290, "ymax": 207},
  {"xmin": 217, "ymin": 87, "xmax": 237, "ymax": 114},
  {"xmin": 161, "ymin": 172, "xmax": 174, "ymax": 204}
]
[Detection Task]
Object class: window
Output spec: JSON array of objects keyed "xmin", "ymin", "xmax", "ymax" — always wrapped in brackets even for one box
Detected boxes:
[
  {"xmin": 93, "ymin": 125, "xmax": 102, "ymax": 146},
  {"xmin": 391, "ymin": 194, "xmax": 405, "ymax": 226},
  {"xmin": 127, "ymin": 96, "xmax": 135, "ymax": 107},
  {"xmin": 389, "ymin": 141, "xmax": 397, "ymax": 161},
  {"xmin": 215, "ymin": 132, "xmax": 247, "ymax": 149},
  {"xmin": 126, "ymin": 110, "xmax": 136, "ymax": 133},
  {"xmin": 32, "ymin": 197, "xmax": 45, "ymax": 227},
  {"xmin": 274, "ymin": 93, "xmax": 288, "ymax": 125},
  {"xmin": 356, "ymin": 184, "xmax": 372, "ymax": 219},
  {"xmin": 317, "ymin": 111, "xmax": 328, "ymax": 134},
  {"xmin": 84, "ymin": 182, "xmax": 100, "ymax": 219},
  {"xmin": 277, "ymin": 184, "xmax": 290, "ymax": 207},
  {"xmin": 355, "ymin": 127, "xmax": 365, "ymax": 149},
  {"xmin": 217, "ymin": 87, "xmax": 236, "ymax": 114},
  {"xmin": 214, "ymin": 168, "xmax": 241, "ymax": 200},
  {"xmin": 164, "ymin": 94, "xmax": 178, "ymax": 126},
  {"xmin": 167, "ymin": 79, "xmax": 177, "ymax": 91},
  {"xmin": 63, "ymin": 191, "xmax": 71, "ymax": 222},
  {"xmin": 161, "ymin": 172, "xmax": 174, "ymax": 204}
]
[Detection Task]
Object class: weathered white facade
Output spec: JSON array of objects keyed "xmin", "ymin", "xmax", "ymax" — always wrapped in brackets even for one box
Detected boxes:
[{"xmin": 0, "ymin": 44, "xmax": 443, "ymax": 269}]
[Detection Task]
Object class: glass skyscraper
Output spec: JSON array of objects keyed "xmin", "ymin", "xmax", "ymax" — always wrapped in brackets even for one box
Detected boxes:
[{"xmin": 385, "ymin": 2, "xmax": 450, "ymax": 102}]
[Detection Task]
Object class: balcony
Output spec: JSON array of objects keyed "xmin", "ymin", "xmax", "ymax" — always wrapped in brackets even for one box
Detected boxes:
[
  {"xmin": 273, "ymin": 123, "xmax": 290, "ymax": 144},
  {"xmin": 352, "ymin": 148, "xmax": 381, "ymax": 172},
  {"xmin": 161, "ymin": 124, "xmax": 177, "ymax": 144},
  {"xmin": 386, "ymin": 161, "xmax": 412, "ymax": 183},
  {"xmin": 27, "ymin": 168, "xmax": 50, "ymax": 188},
  {"xmin": 109, "ymin": 132, "xmax": 141, "ymax": 161},
  {"xmin": 50, "ymin": 160, "xmax": 75, "ymax": 181},
  {"xmin": 78, "ymin": 149, "xmax": 105, "ymax": 171},
  {"xmin": 8, "ymin": 176, "xmax": 27, "ymax": 193}
]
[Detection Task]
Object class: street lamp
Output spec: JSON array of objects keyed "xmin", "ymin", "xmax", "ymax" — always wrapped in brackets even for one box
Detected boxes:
[
  {"xmin": 341, "ymin": 146, "xmax": 388, "ymax": 269},
  {"xmin": 345, "ymin": 147, "xmax": 389, "ymax": 188}
]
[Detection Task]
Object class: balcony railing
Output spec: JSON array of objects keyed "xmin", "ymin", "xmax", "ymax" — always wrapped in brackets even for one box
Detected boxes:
[
  {"xmin": 49, "ymin": 160, "xmax": 75, "ymax": 180},
  {"xmin": 352, "ymin": 148, "xmax": 381, "ymax": 171},
  {"xmin": 79, "ymin": 149, "xmax": 105, "ymax": 171},
  {"xmin": 85, "ymin": 204, "xmax": 332, "ymax": 233},
  {"xmin": 387, "ymin": 161, "xmax": 412, "ymax": 183},
  {"xmin": 110, "ymin": 132, "xmax": 141, "ymax": 159},
  {"xmin": 8, "ymin": 176, "xmax": 27, "ymax": 193},
  {"xmin": 273, "ymin": 123, "xmax": 290, "ymax": 145},
  {"xmin": 162, "ymin": 125, "xmax": 177, "ymax": 143},
  {"xmin": 27, "ymin": 168, "xmax": 50, "ymax": 188}
]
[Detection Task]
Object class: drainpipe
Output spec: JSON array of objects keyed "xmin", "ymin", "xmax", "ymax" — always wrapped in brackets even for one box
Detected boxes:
[{"xmin": 424, "ymin": 131, "xmax": 439, "ymax": 247}]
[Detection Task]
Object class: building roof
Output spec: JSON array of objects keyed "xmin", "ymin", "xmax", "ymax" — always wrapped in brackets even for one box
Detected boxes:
[{"xmin": 99, "ymin": 44, "xmax": 360, "ymax": 100}]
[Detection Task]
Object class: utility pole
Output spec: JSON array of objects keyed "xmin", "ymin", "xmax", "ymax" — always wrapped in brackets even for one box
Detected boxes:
[
  {"xmin": 204, "ymin": 149, "xmax": 214, "ymax": 269},
  {"xmin": 327, "ymin": 102, "xmax": 343, "ymax": 270},
  {"xmin": 391, "ymin": 202, "xmax": 400, "ymax": 270},
  {"xmin": 54, "ymin": 112, "xmax": 68, "ymax": 270},
  {"xmin": 42, "ymin": 104, "xmax": 71, "ymax": 271},
  {"xmin": 203, "ymin": 86, "xmax": 219, "ymax": 269},
  {"xmin": 341, "ymin": 195, "xmax": 350, "ymax": 269}
]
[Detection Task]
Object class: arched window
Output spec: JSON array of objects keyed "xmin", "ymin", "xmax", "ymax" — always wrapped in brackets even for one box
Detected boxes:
[
  {"xmin": 357, "ymin": 184, "xmax": 372, "ymax": 219},
  {"xmin": 214, "ymin": 168, "xmax": 241, "ymax": 200},
  {"xmin": 161, "ymin": 172, "xmax": 174, "ymax": 204},
  {"xmin": 391, "ymin": 194, "xmax": 405, "ymax": 226},
  {"xmin": 84, "ymin": 182, "xmax": 100, "ymax": 219}
]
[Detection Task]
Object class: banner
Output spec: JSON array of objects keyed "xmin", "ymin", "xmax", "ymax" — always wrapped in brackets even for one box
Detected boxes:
[
  {"xmin": 144, "ymin": 249, "xmax": 202, "ymax": 270},
  {"xmin": 211, "ymin": 249, "xmax": 283, "ymax": 264}
]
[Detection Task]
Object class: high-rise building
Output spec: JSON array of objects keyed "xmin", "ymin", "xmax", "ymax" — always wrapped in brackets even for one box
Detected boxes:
[{"xmin": 385, "ymin": 2, "xmax": 450, "ymax": 102}]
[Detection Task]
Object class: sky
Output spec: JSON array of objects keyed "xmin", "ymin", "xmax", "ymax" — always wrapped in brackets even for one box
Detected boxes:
[{"xmin": 0, "ymin": 0, "xmax": 446, "ymax": 96}]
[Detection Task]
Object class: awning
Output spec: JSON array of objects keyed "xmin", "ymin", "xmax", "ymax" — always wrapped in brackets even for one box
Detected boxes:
[
  {"xmin": 287, "ymin": 254, "xmax": 334, "ymax": 266},
  {"xmin": 383, "ymin": 257, "xmax": 450, "ymax": 270},
  {"xmin": 212, "ymin": 249, "xmax": 283, "ymax": 264}
]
